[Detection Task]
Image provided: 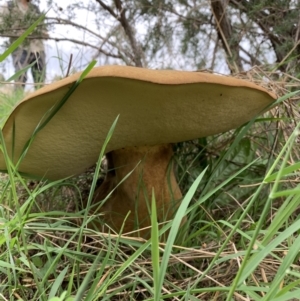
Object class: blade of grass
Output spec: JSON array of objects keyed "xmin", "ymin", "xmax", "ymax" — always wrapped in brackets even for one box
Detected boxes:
[
  {"xmin": 273, "ymin": 290, "xmax": 300, "ymax": 301},
  {"xmin": 264, "ymin": 161, "xmax": 300, "ymax": 183},
  {"xmin": 74, "ymin": 247, "xmax": 109, "ymax": 301},
  {"xmin": 261, "ymin": 235, "xmax": 300, "ymax": 301},
  {"xmin": 156, "ymin": 167, "xmax": 208, "ymax": 299},
  {"xmin": 79, "ymin": 115, "xmax": 119, "ymax": 225},
  {"xmin": 0, "ymin": 12, "xmax": 46, "ymax": 62},
  {"xmin": 16, "ymin": 60, "xmax": 97, "ymax": 166},
  {"xmin": 151, "ymin": 190, "xmax": 160, "ymax": 300},
  {"xmin": 260, "ymin": 191, "xmax": 300, "ymax": 244},
  {"xmin": 49, "ymin": 266, "xmax": 69, "ymax": 299},
  {"xmin": 6, "ymin": 61, "xmax": 37, "ymax": 82}
]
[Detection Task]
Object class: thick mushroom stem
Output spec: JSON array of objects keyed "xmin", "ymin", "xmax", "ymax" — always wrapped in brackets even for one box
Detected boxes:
[{"xmin": 93, "ymin": 144, "xmax": 183, "ymax": 237}]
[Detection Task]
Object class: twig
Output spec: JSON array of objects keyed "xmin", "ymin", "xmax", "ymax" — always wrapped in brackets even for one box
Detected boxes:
[
  {"xmin": 211, "ymin": 0, "xmax": 242, "ymax": 72},
  {"xmin": 65, "ymin": 54, "xmax": 73, "ymax": 77},
  {"xmin": 114, "ymin": 0, "xmax": 143, "ymax": 67},
  {"xmin": 96, "ymin": 0, "xmax": 144, "ymax": 67},
  {"xmin": 0, "ymin": 34, "xmax": 122, "ymax": 59},
  {"xmin": 96, "ymin": 0, "xmax": 118, "ymax": 18}
]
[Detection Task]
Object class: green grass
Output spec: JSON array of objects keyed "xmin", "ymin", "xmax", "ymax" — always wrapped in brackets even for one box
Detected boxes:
[{"xmin": 0, "ymin": 32, "xmax": 300, "ymax": 300}]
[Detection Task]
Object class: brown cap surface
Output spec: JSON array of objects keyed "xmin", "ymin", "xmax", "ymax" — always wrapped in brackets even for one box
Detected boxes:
[{"xmin": 0, "ymin": 65, "xmax": 276, "ymax": 180}]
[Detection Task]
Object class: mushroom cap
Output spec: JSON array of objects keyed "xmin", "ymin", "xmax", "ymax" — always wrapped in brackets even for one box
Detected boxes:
[{"xmin": 0, "ymin": 65, "xmax": 276, "ymax": 180}]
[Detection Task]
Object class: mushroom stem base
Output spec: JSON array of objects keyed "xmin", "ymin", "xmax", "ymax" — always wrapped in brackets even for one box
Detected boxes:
[{"xmin": 92, "ymin": 144, "xmax": 183, "ymax": 238}]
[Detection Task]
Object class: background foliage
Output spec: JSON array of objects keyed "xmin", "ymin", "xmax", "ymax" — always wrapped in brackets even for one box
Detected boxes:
[{"xmin": 1, "ymin": 0, "xmax": 299, "ymax": 74}]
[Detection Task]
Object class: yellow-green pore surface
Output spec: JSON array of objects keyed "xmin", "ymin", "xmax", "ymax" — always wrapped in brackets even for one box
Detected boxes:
[{"xmin": 0, "ymin": 65, "xmax": 276, "ymax": 180}]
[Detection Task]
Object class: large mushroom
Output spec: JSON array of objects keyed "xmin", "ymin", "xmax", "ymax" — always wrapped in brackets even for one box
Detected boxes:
[{"xmin": 0, "ymin": 65, "xmax": 276, "ymax": 237}]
